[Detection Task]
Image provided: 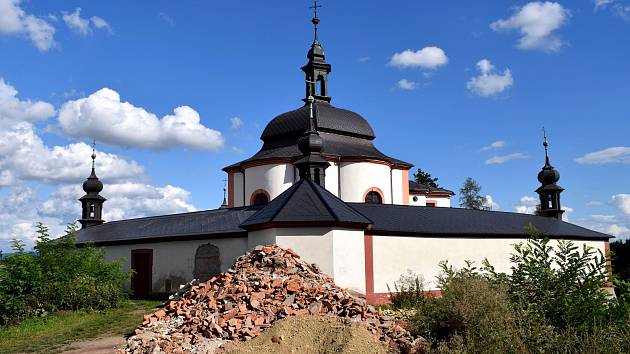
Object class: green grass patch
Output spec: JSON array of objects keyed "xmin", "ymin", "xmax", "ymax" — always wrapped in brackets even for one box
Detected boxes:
[{"xmin": 0, "ymin": 299, "xmax": 161, "ymax": 353}]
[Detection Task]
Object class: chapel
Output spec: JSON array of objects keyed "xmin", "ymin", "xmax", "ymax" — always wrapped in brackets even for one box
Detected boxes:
[{"xmin": 76, "ymin": 10, "xmax": 611, "ymax": 303}]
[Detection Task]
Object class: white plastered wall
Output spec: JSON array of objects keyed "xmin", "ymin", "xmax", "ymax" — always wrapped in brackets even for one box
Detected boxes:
[
  {"xmin": 103, "ymin": 237, "xmax": 247, "ymax": 293},
  {"xmin": 339, "ymin": 162, "xmax": 392, "ymax": 203},
  {"xmin": 244, "ymin": 164, "xmax": 294, "ymax": 204},
  {"xmin": 409, "ymin": 194, "xmax": 451, "ymax": 207},
  {"xmin": 247, "ymin": 227, "xmax": 366, "ymax": 293},
  {"xmin": 371, "ymin": 236, "xmax": 607, "ymax": 292},
  {"xmin": 324, "ymin": 161, "xmax": 340, "ymax": 197}
]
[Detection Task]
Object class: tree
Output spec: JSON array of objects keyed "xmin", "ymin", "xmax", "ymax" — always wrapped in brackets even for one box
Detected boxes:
[
  {"xmin": 459, "ymin": 177, "xmax": 487, "ymax": 210},
  {"xmin": 413, "ymin": 168, "xmax": 439, "ymax": 188}
]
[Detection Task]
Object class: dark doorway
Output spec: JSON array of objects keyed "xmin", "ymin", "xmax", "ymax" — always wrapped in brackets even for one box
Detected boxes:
[
  {"xmin": 193, "ymin": 243, "xmax": 221, "ymax": 281},
  {"xmin": 131, "ymin": 249, "xmax": 153, "ymax": 299}
]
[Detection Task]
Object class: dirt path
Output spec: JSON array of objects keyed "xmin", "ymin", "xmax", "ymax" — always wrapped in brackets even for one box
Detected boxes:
[{"xmin": 61, "ymin": 336, "xmax": 126, "ymax": 354}]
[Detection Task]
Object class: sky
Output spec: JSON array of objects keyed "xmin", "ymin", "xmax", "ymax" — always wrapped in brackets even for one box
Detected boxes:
[{"xmin": 0, "ymin": 0, "xmax": 629, "ymax": 252}]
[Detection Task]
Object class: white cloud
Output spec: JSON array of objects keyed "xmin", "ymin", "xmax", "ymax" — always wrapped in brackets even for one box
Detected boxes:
[
  {"xmin": 467, "ymin": 59, "xmax": 513, "ymax": 97},
  {"xmin": 591, "ymin": 214, "xmax": 620, "ymax": 223},
  {"xmin": 58, "ymin": 88, "xmax": 224, "ymax": 150},
  {"xmin": 0, "ymin": 78, "xmax": 55, "ymax": 124},
  {"xmin": 607, "ymin": 224, "xmax": 630, "ymax": 237},
  {"xmin": 485, "ymin": 152, "xmax": 527, "ymax": 165},
  {"xmin": 0, "ymin": 0, "xmax": 56, "ymax": 51},
  {"xmin": 230, "ymin": 116, "xmax": 243, "ymax": 129},
  {"xmin": 358, "ymin": 56, "xmax": 370, "ymax": 63},
  {"xmin": 612, "ymin": 194, "xmax": 630, "ymax": 215},
  {"xmin": 0, "ymin": 80, "xmax": 203, "ymax": 251},
  {"xmin": 515, "ymin": 195, "xmax": 539, "ymax": 214},
  {"xmin": 90, "ymin": 16, "xmax": 112, "ymax": 33},
  {"xmin": 491, "ymin": 2, "xmax": 569, "ymax": 52},
  {"xmin": 62, "ymin": 8, "xmax": 90, "ymax": 35},
  {"xmin": 575, "ymin": 147, "xmax": 630, "ymax": 165},
  {"xmin": 595, "ymin": 0, "xmax": 614, "ymax": 8},
  {"xmin": 483, "ymin": 195, "xmax": 501, "ymax": 211},
  {"xmin": 389, "ymin": 46, "xmax": 448, "ymax": 69},
  {"xmin": 158, "ymin": 12, "xmax": 174, "ymax": 26},
  {"xmin": 397, "ymin": 79, "xmax": 417, "ymax": 90},
  {"xmin": 63, "ymin": 8, "xmax": 111, "ymax": 35},
  {"xmin": 481, "ymin": 140, "xmax": 506, "ymax": 151}
]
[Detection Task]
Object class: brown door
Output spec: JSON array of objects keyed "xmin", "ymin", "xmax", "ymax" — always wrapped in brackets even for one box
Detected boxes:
[{"xmin": 131, "ymin": 249, "xmax": 153, "ymax": 299}]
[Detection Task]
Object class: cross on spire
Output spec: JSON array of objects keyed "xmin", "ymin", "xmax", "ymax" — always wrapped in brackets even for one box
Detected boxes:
[
  {"xmin": 310, "ymin": 0, "xmax": 322, "ymax": 40},
  {"xmin": 91, "ymin": 139, "xmax": 97, "ymax": 170},
  {"xmin": 542, "ymin": 127, "xmax": 550, "ymax": 165}
]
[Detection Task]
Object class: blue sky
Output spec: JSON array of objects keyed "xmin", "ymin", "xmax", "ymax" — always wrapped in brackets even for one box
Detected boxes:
[{"xmin": 1, "ymin": 0, "xmax": 629, "ymax": 251}]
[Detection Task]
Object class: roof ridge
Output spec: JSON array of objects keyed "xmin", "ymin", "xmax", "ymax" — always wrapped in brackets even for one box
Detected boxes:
[
  {"xmin": 307, "ymin": 178, "xmax": 342, "ymax": 221},
  {"xmin": 89, "ymin": 205, "xmax": 261, "ymax": 225},
  {"xmin": 308, "ymin": 179, "xmax": 373, "ymax": 223},
  {"xmin": 265, "ymin": 179, "xmax": 304, "ymax": 222}
]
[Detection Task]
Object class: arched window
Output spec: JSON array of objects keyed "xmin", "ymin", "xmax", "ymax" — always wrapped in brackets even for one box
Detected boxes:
[
  {"xmin": 250, "ymin": 189, "xmax": 270, "ymax": 206},
  {"xmin": 365, "ymin": 191, "xmax": 383, "ymax": 204}
]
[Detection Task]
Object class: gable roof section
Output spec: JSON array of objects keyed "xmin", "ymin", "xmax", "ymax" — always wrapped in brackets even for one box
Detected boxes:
[
  {"xmin": 76, "ymin": 205, "xmax": 263, "ymax": 245},
  {"xmin": 350, "ymin": 203, "xmax": 611, "ymax": 240},
  {"xmin": 240, "ymin": 178, "xmax": 372, "ymax": 230}
]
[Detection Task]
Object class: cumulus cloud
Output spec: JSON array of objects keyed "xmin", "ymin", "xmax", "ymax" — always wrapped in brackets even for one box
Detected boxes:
[
  {"xmin": 397, "ymin": 79, "xmax": 417, "ymax": 90},
  {"xmin": 491, "ymin": 2, "xmax": 569, "ymax": 52},
  {"xmin": 467, "ymin": 59, "xmax": 513, "ymax": 97},
  {"xmin": 230, "ymin": 116, "xmax": 243, "ymax": 129},
  {"xmin": 0, "ymin": 78, "xmax": 55, "ymax": 124},
  {"xmin": 0, "ymin": 0, "xmax": 56, "ymax": 50},
  {"xmin": 515, "ymin": 195, "xmax": 539, "ymax": 214},
  {"xmin": 485, "ymin": 152, "xmax": 527, "ymax": 165},
  {"xmin": 481, "ymin": 140, "xmax": 506, "ymax": 152},
  {"xmin": 483, "ymin": 195, "xmax": 501, "ymax": 211},
  {"xmin": 58, "ymin": 88, "xmax": 224, "ymax": 150},
  {"xmin": 575, "ymin": 147, "xmax": 630, "ymax": 165},
  {"xmin": 0, "ymin": 80, "xmax": 204, "ymax": 251},
  {"xmin": 62, "ymin": 8, "xmax": 111, "ymax": 35},
  {"xmin": 389, "ymin": 46, "xmax": 448, "ymax": 69}
]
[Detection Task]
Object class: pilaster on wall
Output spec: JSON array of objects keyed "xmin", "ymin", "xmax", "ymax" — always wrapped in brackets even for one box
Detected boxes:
[
  {"xmin": 228, "ymin": 173, "xmax": 235, "ymax": 208},
  {"xmin": 402, "ymin": 169, "xmax": 409, "ymax": 205}
]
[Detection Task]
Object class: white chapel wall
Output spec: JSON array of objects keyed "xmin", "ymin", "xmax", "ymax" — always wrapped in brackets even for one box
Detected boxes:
[
  {"xmin": 104, "ymin": 237, "xmax": 248, "ymax": 293},
  {"xmin": 371, "ymin": 235, "xmax": 607, "ymax": 293},
  {"xmin": 247, "ymin": 227, "xmax": 366, "ymax": 294},
  {"xmin": 244, "ymin": 164, "xmax": 294, "ymax": 204},
  {"xmin": 339, "ymin": 162, "xmax": 392, "ymax": 203}
]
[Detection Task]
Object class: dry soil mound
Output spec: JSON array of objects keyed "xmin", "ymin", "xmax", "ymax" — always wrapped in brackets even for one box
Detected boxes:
[{"xmin": 220, "ymin": 315, "xmax": 389, "ymax": 354}]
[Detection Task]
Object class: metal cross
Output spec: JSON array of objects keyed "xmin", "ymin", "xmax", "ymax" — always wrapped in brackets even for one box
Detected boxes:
[
  {"xmin": 310, "ymin": 0, "xmax": 321, "ymax": 18},
  {"xmin": 91, "ymin": 139, "xmax": 97, "ymax": 169}
]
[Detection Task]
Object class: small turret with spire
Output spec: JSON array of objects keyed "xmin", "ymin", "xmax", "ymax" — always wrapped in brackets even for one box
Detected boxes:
[
  {"xmin": 294, "ymin": 94, "xmax": 330, "ymax": 186},
  {"xmin": 220, "ymin": 178, "xmax": 228, "ymax": 209},
  {"xmin": 302, "ymin": 0, "xmax": 331, "ymax": 102},
  {"xmin": 79, "ymin": 141, "xmax": 106, "ymax": 228},
  {"xmin": 535, "ymin": 128, "xmax": 564, "ymax": 219}
]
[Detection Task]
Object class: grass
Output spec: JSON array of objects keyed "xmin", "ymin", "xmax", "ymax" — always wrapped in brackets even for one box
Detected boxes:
[{"xmin": 0, "ymin": 299, "xmax": 161, "ymax": 354}]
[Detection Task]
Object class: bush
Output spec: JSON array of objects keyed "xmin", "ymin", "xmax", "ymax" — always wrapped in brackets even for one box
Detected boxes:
[
  {"xmin": 404, "ymin": 226, "xmax": 630, "ymax": 353},
  {"xmin": 388, "ymin": 270, "xmax": 426, "ymax": 309},
  {"xmin": 0, "ymin": 223, "xmax": 130, "ymax": 325}
]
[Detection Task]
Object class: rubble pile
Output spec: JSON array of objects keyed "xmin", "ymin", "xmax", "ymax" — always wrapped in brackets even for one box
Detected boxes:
[{"xmin": 126, "ymin": 245, "xmax": 425, "ymax": 353}]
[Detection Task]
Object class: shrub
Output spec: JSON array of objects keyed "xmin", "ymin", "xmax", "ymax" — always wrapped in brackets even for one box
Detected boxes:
[
  {"xmin": 388, "ymin": 270, "xmax": 426, "ymax": 309},
  {"xmin": 0, "ymin": 223, "xmax": 130, "ymax": 325},
  {"xmin": 405, "ymin": 226, "xmax": 630, "ymax": 353}
]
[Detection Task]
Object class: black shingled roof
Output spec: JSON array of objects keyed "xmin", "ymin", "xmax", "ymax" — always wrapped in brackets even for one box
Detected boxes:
[
  {"xmin": 408, "ymin": 181, "xmax": 454, "ymax": 195},
  {"xmin": 261, "ymin": 101, "xmax": 376, "ymax": 141},
  {"xmin": 240, "ymin": 178, "xmax": 372, "ymax": 230},
  {"xmin": 350, "ymin": 203, "xmax": 611, "ymax": 240},
  {"xmin": 76, "ymin": 205, "xmax": 262, "ymax": 245}
]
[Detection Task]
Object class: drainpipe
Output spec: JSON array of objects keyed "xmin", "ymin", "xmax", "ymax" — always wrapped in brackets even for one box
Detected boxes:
[
  {"xmin": 389, "ymin": 167, "xmax": 394, "ymax": 204},
  {"xmin": 337, "ymin": 157, "xmax": 341, "ymax": 198}
]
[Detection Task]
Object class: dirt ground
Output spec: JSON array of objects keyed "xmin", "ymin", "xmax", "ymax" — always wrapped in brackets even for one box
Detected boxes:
[
  {"xmin": 221, "ymin": 315, "xmax": 390, "ymax": 354},
  {"xmin": 60, "ymin": 336, "xmax": 125, "ymax": 354}
]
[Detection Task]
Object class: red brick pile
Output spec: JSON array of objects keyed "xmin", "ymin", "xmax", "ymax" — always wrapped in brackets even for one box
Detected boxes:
[{"xmin": 125, "ymin": 245, "xmax": 426, "ymax": 353}]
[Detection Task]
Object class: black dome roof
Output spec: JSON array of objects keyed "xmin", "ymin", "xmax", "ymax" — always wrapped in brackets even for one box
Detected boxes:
[{"xmin": 261, "ymin": 101, "xmax": 376, "ymax": 142}]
